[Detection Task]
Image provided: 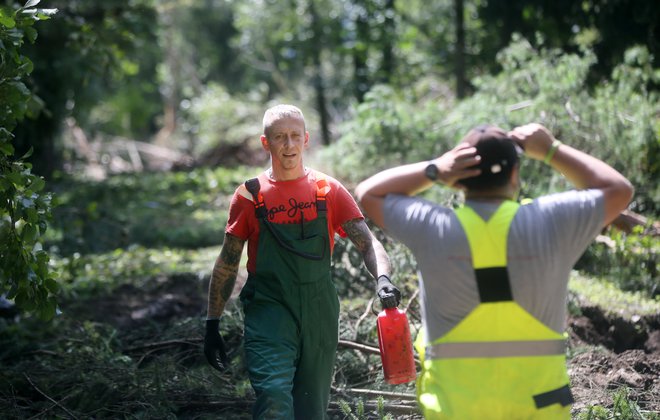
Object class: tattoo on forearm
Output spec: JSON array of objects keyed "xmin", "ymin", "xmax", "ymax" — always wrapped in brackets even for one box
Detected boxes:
[
  {"xmin": 207, "ymin": 235, "xmax": 245, "ymax": 317},
  {"xmin": 342, "ymin": 219, "xmax": 391, "ymax": 280}
]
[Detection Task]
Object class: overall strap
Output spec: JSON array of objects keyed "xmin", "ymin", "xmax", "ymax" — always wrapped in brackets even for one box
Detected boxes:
[
  {"xmin": 245, "ymin": 178, "xmax": 267, "ymax": 219},
  {"xmin": 454, "ymin": 201, "xmax": 520, "ymax": 303},
  {"xmin": 315, "ymin": 175, "xmax": 329, "ymax": 212}
]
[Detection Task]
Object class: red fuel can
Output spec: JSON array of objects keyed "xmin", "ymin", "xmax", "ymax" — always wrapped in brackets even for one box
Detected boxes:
[{"xmin": 376, "ymin": 298, "xmax": 417, "ymax": 385}]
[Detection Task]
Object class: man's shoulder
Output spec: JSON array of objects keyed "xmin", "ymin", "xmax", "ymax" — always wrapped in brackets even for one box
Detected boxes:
[
  {"xmin": 530, "ymin": 189, "xmax": 603, "ymax": 208},
  {"xmin": 308, "ymin": 168, "xmax": 343, "ymax": 185}
]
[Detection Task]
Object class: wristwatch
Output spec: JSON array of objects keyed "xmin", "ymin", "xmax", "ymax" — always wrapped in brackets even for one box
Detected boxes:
[{"xmin": 424, "ymin": 162, "xmax": 439, "ymax": 181}]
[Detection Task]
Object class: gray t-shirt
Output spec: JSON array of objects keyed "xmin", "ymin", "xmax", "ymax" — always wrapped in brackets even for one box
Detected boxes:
[{"xmin": 383, "ymin": 190, "xmax": 604, "ymax": 343}]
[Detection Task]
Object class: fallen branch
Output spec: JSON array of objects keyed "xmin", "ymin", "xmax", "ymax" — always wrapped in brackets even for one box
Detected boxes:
[
  {"xmin": 123, "ymin": 338, "xmax": 201, "ymax": 353},
  {"xmin": 611, "ymin": 210, "xmax": 659, "ymax": 235},
  {"xmin": 338, "ymin": 339, "xmax": 380, "ymax": 355},
  {"xmin": 333, "ymin": 386, "xmax": 416, "ymax": 400},
  {"xmin": 354, "ymin": 296, "xmax": 376, "ymax": 341},
  {"xmin": 403, "ymin": 289, "xmax": 419, "ymax": 314},
  {"xmin": 24, "ymin": 374, "xmax": 79, "ymax": 420},
  {"xmin": 328, "ymin": 400, "xmax": 420, "ymax": 416}
]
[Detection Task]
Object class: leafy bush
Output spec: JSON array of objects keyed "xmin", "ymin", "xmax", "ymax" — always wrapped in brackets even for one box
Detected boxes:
[
  {"xmin": 322, "ymin": 36, "xmax": 658, "ymax": 214},
  {"xmin": 322, "ymin": 35, "xmax": 658, "ymax": 301},
  {"xmin": 46, "ymin": 166, "xmax": 251, "ymax": 254},
  {"xmin": 184, "ymin": 83, "xmax": 266, "ymax": 158},
  {"xmin": 577, "ymin": 226, "xmax": 659, "ymax": 299},
  {"xmin": 0, "ymin": 0, "xmax": 58, "ymax": 320}
]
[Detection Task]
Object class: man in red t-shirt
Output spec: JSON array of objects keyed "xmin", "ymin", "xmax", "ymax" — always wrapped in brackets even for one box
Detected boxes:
[{"xmin": 204, "ymin": 104, "xmax": 400, "ymax": 419}]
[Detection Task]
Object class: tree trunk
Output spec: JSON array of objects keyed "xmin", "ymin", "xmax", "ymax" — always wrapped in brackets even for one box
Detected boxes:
[
  {"xmin": 454, "ymin": 0, "xmax": 467, "ymax": 98},
  {"xmin": 154, "ymin": 8, "xmax": 179, "ymax": 147},
  {"xmin": 353, "ymin": 0, "xmax": 370, "ymax": 102},
  {"xmin": 380, "ymin": 0, "xmax": 395, "ymax": 83},
  {"xmin": 309, "ymin": 0, "xmax": 331, "ymax": 145}
]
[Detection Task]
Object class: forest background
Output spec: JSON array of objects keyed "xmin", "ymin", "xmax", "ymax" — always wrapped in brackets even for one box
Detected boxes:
[{"xmin": 1, "ymin": 0, "xmax": 658, "ymax": 418}]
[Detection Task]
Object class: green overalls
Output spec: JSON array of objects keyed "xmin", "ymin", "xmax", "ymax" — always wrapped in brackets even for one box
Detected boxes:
[
  {"xmin": 415, "ymin": 201, "xmax": 573, "ymax": 419},
  {"xmin": 241, "ymin": 177, "xmax": 339, "ymax": 419}
]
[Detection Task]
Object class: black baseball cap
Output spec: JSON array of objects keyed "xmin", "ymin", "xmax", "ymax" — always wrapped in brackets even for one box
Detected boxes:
[{"xmin": 459, "ymin": 124, "xmax": 520, "ymax": 190}]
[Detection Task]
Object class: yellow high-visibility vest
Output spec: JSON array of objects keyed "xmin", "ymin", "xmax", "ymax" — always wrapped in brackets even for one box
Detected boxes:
[{"xmin": 415, "ymin": 201, "xmax": 573, "ymax": 419}]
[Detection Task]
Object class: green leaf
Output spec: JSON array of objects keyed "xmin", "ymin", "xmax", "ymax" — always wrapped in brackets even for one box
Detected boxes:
[
  {"xmin": 0, "ymin": 10, "xmax": 16, "ymax": 28},
  {"xmin": 18, "ymin": 57, "xmax": 34, "ymax": 74},
  {"xmin": 20, "ymin": 146, "xmax": 33, "ymax": 159},
  {"xmin": 36, "ymin": 8, "xmax": 57, "ymax": 19},
  {"xmin": 29, "ymin": 176, "xmax": 45, "ymax": 192},
  {"xmin": 45, "ymin": 277, "xmax": 59, "ymax": 294},
  {"xmin": 21, "ymin": 223, "xmax": 37, "ymax": 242},
  {"xmin": 41, "ymin": 297, "xmax": 57, "ymax": 321},
  {"xmin": 23, "ymin": 26, "xmax": 37, "ymax": 43},
  {"xmin": 6, "ymin": 284, "xmax": 18, "ymax": 299},
  {"xmin": 24, "ymin": 206, "xmax": 38, "ymax": 223},
  {"xmin": 6, "ymin": 170, "xmax": 25, "ymax": 187},
  {"xmin": 0, "ymin": 141, "xmax": 14, "ymax": 156},
  {"xmin": 15, "ymin": 289, "xmax": 36, "ymax": 310}
]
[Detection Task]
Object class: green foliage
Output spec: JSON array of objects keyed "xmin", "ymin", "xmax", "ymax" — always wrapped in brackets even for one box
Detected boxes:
[
  {"xmin": 185, "ymin": 83, "xmax": 266, "ymax": 158},
  {"xmin": 338, "ymin": 396, "xmax": 397, "ymax": 420},
  {"xmin": 576, "ymin": 388, "xmax": 659, "ymax": 420},
  {"xmin": 323, "ymin": 36, "xmax": 658, "ymax": 213},
  {"xmin": 11, "ymin": 0, "xmax": 160, "ymax": 176},
  {"xmin": 0, "ymin": 0, "xmax": 54, "ymax": 136},
  {"xmin": 0, "ymin": 0, "xmax": 58, "ymax": 320},
  {"xmin": 318, "ymin": 83, "xmax": 453, "ymax": 184},
  {"xmin": 569, "ymin": 273, "xmax": 660, "ymax": 317},
  {"xmin": 52, "ymin": 246, "xmax": 216, "ymax": 298},
  {"xmin": 47, "ymin": 166, "xmax": 251, "ymax": 254},
  {"xmin": 576, "ymin": 226, "xmax": 659, "ymax": 300}
]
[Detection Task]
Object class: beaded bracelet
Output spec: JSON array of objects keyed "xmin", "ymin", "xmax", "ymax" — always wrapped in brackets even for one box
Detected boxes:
[{"xmin": 543, "ymin": 139, "xmax": 562, "ymax": 164}]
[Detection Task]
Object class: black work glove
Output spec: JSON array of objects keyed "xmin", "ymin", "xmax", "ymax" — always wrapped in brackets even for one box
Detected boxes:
[
  {"xmin": 204, "ymin": 319, "xmax": 229, "ymax": 372},
  {"xmin": 376, "ymin": 275, "xmax": 401, "ymax": 307}
]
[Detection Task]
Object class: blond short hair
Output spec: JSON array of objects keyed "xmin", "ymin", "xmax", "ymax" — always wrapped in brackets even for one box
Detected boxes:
[{"xmin": 262, "ymin": 104, "xmax": 306, "ymax": 138}]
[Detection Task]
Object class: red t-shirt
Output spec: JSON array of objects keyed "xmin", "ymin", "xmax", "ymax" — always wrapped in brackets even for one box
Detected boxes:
[{"xmin": 225, "ymin": 169, "xmax": 364, "ymax": 274}]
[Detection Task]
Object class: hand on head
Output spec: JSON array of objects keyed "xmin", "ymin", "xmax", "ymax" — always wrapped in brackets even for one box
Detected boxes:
[
  {"xmin": 508, "ymin": 123, "xmax": 556, "ymax": 161},
  {"xmin": 432, "ymin": 143, "xmax": 482, "ymax": 189}
]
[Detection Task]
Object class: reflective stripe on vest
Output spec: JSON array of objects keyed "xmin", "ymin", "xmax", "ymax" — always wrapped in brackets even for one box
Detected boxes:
[{"xmin": 427, "ymin": 338, "xmax": 566, "ymax": 358}]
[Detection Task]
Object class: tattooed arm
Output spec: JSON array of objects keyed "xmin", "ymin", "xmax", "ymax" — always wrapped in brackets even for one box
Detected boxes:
[
  {"xmin": 341, "ymin": 218, "xmax": 391, "ymax": 281},
  {"xmin": 206, "ymin": 233, "xmax": 246, "ymax": 319}
]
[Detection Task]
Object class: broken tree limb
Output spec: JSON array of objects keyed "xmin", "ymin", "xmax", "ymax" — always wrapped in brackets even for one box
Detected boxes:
[
  {"xmin": 611, "ymin": 210, "xmax": 659, "ymax": 235},
  {"xmin": 338, "ymin": 339, "xmax": 380, "ymax": 355},
  {"xmin": 123, "ymin": 338, "xmax": 201, "ymax": 353},
  {"xmin": 332, "ymin": 386, "xmax": 417, "ymax": 400},
  {"xmin": 24, "ymin": 374, "xmax": 79, "ymax": 420},
  {"xmin": 328, "ymin": 400, "xmax": 420, "ymax": 416}
]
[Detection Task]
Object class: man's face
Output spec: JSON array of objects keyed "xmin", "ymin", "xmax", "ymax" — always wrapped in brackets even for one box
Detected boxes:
[{"xmin": 262, "ymin": 116, "xmax": 309, "ymax": 172}]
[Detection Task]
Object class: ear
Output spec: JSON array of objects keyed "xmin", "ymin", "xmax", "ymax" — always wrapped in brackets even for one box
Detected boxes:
[
  {"xmin": 260, "ymin": 135, "xmax": 270, "ymax": 152},
  {"xmin": 303, "ymin": 131, "xmax": 310, "ymax": 148},
  {"xmin": 510, "ymin": 164, "xmax": 520, "ymax": 189}
]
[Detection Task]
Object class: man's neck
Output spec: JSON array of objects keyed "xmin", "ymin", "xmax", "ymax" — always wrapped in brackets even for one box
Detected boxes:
[
  {"xmin": 268, "ymin": 166, "xmax": 307, "ymax": 182},
  {"xmin": 465, "ymin": 188, "xmax": 516, "ymax": 202}
]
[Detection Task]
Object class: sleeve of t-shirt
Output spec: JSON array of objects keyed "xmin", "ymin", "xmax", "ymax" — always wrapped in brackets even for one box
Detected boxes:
[
  {"xmin": 383, "ymin": 194, "xmax": 452, "ymax": 254},
  {"xmin": 224, "ymin": 188, "xmax": 255, "ymax": 241},
  {"xmin": 328, "ymin": 178, "xmax": 363, "ymax": 237},
  {"xmin": 534, "ymin": 189, "xmax": 605, "ymax": 265}
]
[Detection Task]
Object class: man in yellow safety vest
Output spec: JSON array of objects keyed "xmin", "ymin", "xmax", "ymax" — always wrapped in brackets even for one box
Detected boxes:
[{"xmin": 355, "ymin": 123, "xmax": 633, "ymax": 419}]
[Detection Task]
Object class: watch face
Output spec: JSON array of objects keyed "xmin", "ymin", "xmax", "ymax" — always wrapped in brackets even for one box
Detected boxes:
[{"xmin": 425, "ymin": 163, "xmax": 438, "ymax": 181}]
